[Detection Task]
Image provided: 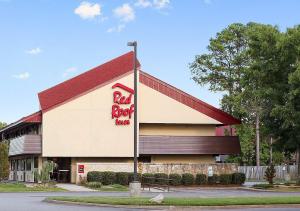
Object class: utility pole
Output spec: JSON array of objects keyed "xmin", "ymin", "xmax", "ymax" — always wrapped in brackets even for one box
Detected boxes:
[{"xmin": 127, "ymin": 41, "xmax": 141, "ymax": 197}]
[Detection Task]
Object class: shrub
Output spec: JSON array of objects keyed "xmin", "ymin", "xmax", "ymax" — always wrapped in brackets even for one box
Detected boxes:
[
  {"xmin": 86, "ymin": 182, "xmax": 102, "ymax": 189},
  {"xmin": 128, "ymin": 172, "xmax": 142, "ymax": 183},
  {"xmin": 116, "ymin": 172, "xmax": 129, "ymax": 185},
  {"xmin": 207, "ymin": 174, "xmax": 219, "ymax": 185},
  {"xmin": 0, "ymin": 142, "xmax": 9, "ymax": 181},
  {"xmin": 195, "ymin": 174, "xmax": 207, "ymax": 185},
  {"xmin": 182, "ymin": 173, "xmax": 194, "ymax": 186},
  {"xmin": 87, "ymin": 171, "xmax": 103, "ymax": 182},
  {"xmin": 265, "ymin": 164, "xmax": 276, "ymax": 184},
  {"xmin": 142, "ymin": 173, "xmax": 155, "ymax": 184},
  {"xmin": 34, "ymin": 161, "xmax": 55, "ymax": 184},
  {"xmin": 102, "ymin": 171, "xmax": 116, "ymax": 185},
  {"xmin": 219, "ymin": 174, "xmax": 232, "ymax": 185},
  {"xmin": 154, "ymin": 173, "xmax": 169, "ymax": 185},
  {"xmin": 231, "ymin": 173, "xmax": 246, "ymax": 185},
  {"xmin": 169, "ymin": 173, "xmax": 182, "ymax": 186}
]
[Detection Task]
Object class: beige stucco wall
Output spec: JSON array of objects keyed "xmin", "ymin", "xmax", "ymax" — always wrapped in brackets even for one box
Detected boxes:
[
  {"xmin": 139, "ymin": 83, "xmax": 221, "ymax": 124},
  {"xmin": 42, "ymin": 73, "xmax": 136, "ymax": 157},
  {"xmin": 42, "ymin": 71, "xmax": 220, "ymax": 158},
  {"xmin": 71, "ymin": 157, "xmax": 132, "ymax": 183},
  {"xmin": 140, "ymin": 124, "xmax": 216, "ymax": 136}
]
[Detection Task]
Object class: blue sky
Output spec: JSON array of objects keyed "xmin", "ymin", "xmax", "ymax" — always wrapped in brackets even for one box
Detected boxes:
[{"xmin": 0, "ymin": 0, "xmax": 299, "ymax": 124}]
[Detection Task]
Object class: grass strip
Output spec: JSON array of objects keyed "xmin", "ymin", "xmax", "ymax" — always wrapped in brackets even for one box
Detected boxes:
[
  {"xmin": 0, "ymin": 183, "xmax": 65, "ymax": 192},
  {"xmin": 47, "ymin": 196, "xmax": 300, "ymax": 206}
]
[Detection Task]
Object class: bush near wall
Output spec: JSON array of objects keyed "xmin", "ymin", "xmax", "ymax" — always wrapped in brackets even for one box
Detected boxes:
[
  {"xmin": 169, "ymin": 173, "xmax": 182, "ymax": 186},
  {"xmin": 182, "ymin": 173, "xmax": 194, "ymax": 186},
  {"xmin": 195, "ymin": 174, "xmax": 207, "ymax": 185},
  {"xmin": 102, "ymin": 171, "xmax": 116, "ymax": 185},
  {"xmin": 208, "ymin": 174, "xmax": 219, "ymax": 185},
  {"xmin": 87, "ymin": 171, "xmax": 103, "ymax": 182},
  {"xmin": 154, "ymin": 173, "xmax": 169, "ymax": 185},
  {"xmin": 116, "ymin": 172, "xmax": 129, "ymax": 185},
  {"xmin": 231, "ymin": 173, "xmax": 246, "ymax": 185},
  {"xmin": 86, "ymin": 171, "xmax": 246, "ymax": 186},
  {"xmin": 219, "ymin": 174, "xmax": 232, "ymax": 185},
  {"xmin": 128, "ymin": 172, "xmax": 142, "ymax": 183},
  {"xmin": 142, "ymin": 173, "xmax": 155, "ymax": 184}
]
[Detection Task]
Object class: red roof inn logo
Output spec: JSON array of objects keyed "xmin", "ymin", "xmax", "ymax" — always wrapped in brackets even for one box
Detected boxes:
[{"xmin": 111, "ymin": 83, "xmax": 134, "ymax": 126}]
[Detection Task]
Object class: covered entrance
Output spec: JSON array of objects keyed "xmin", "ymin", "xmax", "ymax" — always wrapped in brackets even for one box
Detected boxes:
[{"xmin": 47, "ymin": 157, "xmax": 71, "ymax": 183}]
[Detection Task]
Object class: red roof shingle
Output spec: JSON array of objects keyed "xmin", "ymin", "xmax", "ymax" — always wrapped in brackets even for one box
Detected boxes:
[{"xmin": 38, "ymin": 51, "xmax": 140, "ymax": 112}]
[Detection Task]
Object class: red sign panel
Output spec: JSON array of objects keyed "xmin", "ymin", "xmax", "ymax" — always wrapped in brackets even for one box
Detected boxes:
[
  {"xmin": 111, "ymin": 83, "xmax": 134, "ymax": 126},
  {"xmin": 78, "ymin": 165, "xmax": 84, "ymax": 173}
]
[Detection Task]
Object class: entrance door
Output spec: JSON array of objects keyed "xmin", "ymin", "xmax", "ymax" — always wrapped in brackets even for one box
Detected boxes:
[{"xmin": 48, "ymin": 158, "xmax": 71, "ymax": 183}]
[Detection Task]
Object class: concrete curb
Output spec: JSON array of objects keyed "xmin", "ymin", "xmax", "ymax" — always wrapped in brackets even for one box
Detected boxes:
[
  {"xmin": 44, "ymin": 198, "xmax": 300, "ymax": 210},
  {"xmin": 237, "ymin": 187, "xmax": 300, "ymax": 193}
]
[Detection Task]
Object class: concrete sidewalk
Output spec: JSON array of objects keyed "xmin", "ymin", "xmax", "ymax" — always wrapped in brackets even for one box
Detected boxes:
[{"xmin": 56, "ymin": 183, "xmax": 96, "ymax": 192}]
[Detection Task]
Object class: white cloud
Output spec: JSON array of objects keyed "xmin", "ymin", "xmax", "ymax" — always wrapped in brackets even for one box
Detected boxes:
[
  {"xmin": 12, "ymin": 72, "xmax": 30, "ymax": 80},
  {"xmin": 26, "ymin": 47, "xmax": 42, "ymax": 55},
  {"xmin": 153, "ymin": 0, "xmax": 170, "ymax": 9},
  {"xmin": 106, "ymin": 24, "xmax": 126, "ymax": 33},
  {"xmin": 62, "ymin": 67, "xmax": 77, "ymax": 78},
  {"xmin": 203, "ymin": 0, "xmax": 212, "ymax": 4},
  {"xmin": 135, "ymin": 0, "xmax": 152, "ymax": 8},
  {"xmin": 113, "ymin": 4, "xmax": 135, "ymax": 22},
  {"xmin": 74, "ymin": 1, "xmax": 101, "ymax": 20}
]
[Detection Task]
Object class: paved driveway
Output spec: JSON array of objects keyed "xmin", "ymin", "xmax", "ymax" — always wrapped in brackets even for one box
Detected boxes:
[{"xmin": 0, "ymin": 189, "xmax": 300, "ymax": 211}]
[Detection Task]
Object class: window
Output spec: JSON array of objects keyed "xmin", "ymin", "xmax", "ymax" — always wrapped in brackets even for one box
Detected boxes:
[
  {"xmin": 138, "ymin": 156, "xmax": 151, "ymax": 163},
  {"xmin": 26, "ymin": 159, "xmax": 32, "ymax": 171},
  {"xmin": 10, "ymin": 160, "xmax": 14, "ymax": 171},
  {"xmin": 34, "ymin": 157, "xmax": 38, "ymax": 169}
]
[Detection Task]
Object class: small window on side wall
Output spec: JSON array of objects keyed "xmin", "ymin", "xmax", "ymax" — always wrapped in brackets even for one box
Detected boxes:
[{"xmin": 138, "ymin": 156, "xmax": 151, "ymax": 163}]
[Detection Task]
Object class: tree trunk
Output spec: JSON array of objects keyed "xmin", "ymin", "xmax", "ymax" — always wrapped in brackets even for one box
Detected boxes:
[
  {"xmin": 297, "ymin": 145, "xmax": 300, "ymax": 177},
  {"xmin": 270, "ymin": 137, "xmax": 273, "ymax": 165},
  {"xmin": 256, "ymin": 113, "xmax": 260, "ymax": 167}
]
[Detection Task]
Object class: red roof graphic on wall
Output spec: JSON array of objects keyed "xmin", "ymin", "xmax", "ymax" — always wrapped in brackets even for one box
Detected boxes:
[{"xmin": 38, "ymin": 51, "xmax": 240, "ymax": 125}]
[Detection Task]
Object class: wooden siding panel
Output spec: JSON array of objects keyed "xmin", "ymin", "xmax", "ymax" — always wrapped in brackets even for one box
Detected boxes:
[
  {"xmin": 9, "ymin": 135, "xmax": 42, "ymax": 156},
  {"xmin": 139, "ymin": 136, "xmax": 241, "ymax": 155}
]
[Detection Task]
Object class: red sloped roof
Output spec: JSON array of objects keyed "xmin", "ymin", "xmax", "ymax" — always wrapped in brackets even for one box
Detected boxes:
[
  {"xmin": 21, "ymin": 111, "xmax": 42, "ymax": 123},
  {"xmin": 140, "ymin": 71, "xmax": 241, "ymax": 125},
  {"xmin": 0, "ymin": 111, "xmax": 42, "ymax": 134},
  {"xmin": 37, "ymin": 52, "xmax": 240, "ymax": 125},
  {"xmin": 38, "ymin": 51, "xmax": 140, "ymax": 111}
]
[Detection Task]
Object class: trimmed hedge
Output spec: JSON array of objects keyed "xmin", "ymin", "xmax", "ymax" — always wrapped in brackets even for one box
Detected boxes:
[
  {"xmin": 208, "ymin": 174, "xmax": 219, "ymax": 184},
  {"xmin": 116, "ymin": 172, "xmax": 129, "ymax": 185},
  {"xmin": 169, "ymin": 173, "xmax": 182, "ymax": 186},
  {"xmin": 195, "ymin": 174, "xmax": 207, "ymax": 185},
  {"xmin": 154, "ymin": 173, "xmax": 169, "ymax": 185},
  {"xmin": 142, "ymin": 173, "xmax": 155, "ymax": 184},
  {"xmin": 128, "ymin": 172, "xmax": 142, "ymax": 183},
  {"xmin": 219, "ymin": 174, "xmax": 232, "ymax": 185},
  {"xmin": 101, "ymin": 171, "xmax": 116, "ymax": 185},
  {"xmin": 231, "ymin": 173, "xmax": 246, "ymax": 185},
  {"xmin": 86, "ymin": 171, "xmax": 244, "ymax": 186},
  {"xmin": 182, "ymin": 173, "xmax": 194, "ymax": 186},
  {"xmin": 87, "ymin": 171, "xmax": 103, "ymax": 182}
]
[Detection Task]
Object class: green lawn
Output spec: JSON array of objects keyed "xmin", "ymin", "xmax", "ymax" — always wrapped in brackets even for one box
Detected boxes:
[
  {"xmin": 85, "ymin": 184, "xmax": 128, "ymax": 192},
  {"xmin": 47, "ymin": 196, "xmax": 300, "ymax": 206},
  {"xmin": 0, "ymin": 183, "xmax": 66, "ymax": 192}
]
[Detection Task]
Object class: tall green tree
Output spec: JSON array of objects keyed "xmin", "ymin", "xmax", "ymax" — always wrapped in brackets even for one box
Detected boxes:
[
  {"xmin": 190, "ymin": 22, "xmax": 283, "ymax": 166},
  {"xmin": 0, "ymin": 122, "xmax": 6, "ymax": 129},
  {"xmin": 0, "ymin": 142, "xmax": 9, "ymax": 180}
]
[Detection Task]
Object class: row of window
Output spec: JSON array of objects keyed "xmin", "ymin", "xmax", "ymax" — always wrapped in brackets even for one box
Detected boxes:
[{"xmin": 10, "ymin": 157, "xmax": 38, "ymax": 171}]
